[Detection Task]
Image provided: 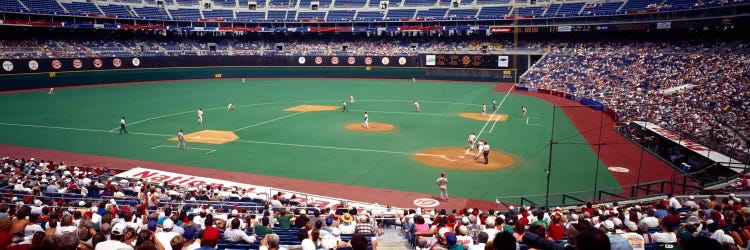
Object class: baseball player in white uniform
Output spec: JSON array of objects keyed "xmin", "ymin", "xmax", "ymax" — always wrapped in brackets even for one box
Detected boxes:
[
  {"xmin": 521, "ymin": 105, "xmax": 528, "ymax": 120},
  {"xmin": 467, "ymin": 132, "xmax": 477, "ymax": 150},
  {"xmin": 492, "ymin": 99, "xmax": 497, "ymax": 111},
  {"xmin": 349, "ymin": 95, "xmax": 355, "ymax": 103},
  {"xmin": 363, "ymin": 112, "xmax": 369, "ymax": 128},
  {"xmin": 413, "ymin": 100, "xmax": 421, "ymax": 112},
  {"xmin": 228, "ymin": 103, "xmax": 234, "ymax": 111},
  {"xmin": 119, "ymin": 117, "xmax": 127, "ymax": 134},
  {"xmin": 436, "ymin": 172, "xmax": 448, "ymax": 201},
  {"xmin": 342, "ymin": 100, "xmax": 348, "ymax": 112},
  {"xmin": 412, "ymin": 77, "xmax": 416, "ymax": 84},
  {"xmin": 481, "ymin": 103, "xmax": 487, "ymax": 116},
  {"xmin": 197, "ymin": 108, "xmax": 204, "ymax": 125},
  {"xmin": 474, "ymin": 140, "xmax": 485, "ymax": 160},
  {"xmin": 177, "ymin": 129, "xmax": 187, "ymax": 150},
  {"xmin": 242, "ymin": 78, "xmax": 246, "ymax": 83},
  {"xmin": 48, "ymin": 88, "xmax": 54, "ymax": 96}
]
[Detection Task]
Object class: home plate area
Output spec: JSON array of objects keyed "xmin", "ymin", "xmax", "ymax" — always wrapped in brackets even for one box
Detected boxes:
[{"xmin": 168, "ymin": 130, "xmax": 238, "ymax": 144}]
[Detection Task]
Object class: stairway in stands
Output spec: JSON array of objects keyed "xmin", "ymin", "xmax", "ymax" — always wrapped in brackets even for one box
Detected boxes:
[{"xmin": 377, "ymin": 228, "xmax": 411, "ymax": 250}]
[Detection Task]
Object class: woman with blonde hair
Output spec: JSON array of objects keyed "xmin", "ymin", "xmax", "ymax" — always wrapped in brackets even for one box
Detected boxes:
[
  {"xmin": 59, "ymin": 214, "xmax": 77, "ymax": 234},
  {"xmin": 78, "ymin": 217, "xmax": 97, "ymax": 244}
]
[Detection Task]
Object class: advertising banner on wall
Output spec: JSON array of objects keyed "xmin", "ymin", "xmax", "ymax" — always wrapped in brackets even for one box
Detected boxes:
[
  {"xmin": 498, "ymin": 56, "xmax": 509, "ymax": 67},
  {"xmin": 425, "ymin": 55, "xmax": 436, "ymax": 66},
  {"xmin": 0, "ymin": 56, "xmax": 419, "ymax": 74},
  {"xmin": 116, "ymin": 167, "xmax": 381, "ymax": 210}
]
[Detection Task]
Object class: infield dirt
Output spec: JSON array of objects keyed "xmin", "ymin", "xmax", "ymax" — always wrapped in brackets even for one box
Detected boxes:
[
  {"xmin": 415, "ymin": 147, "xmax": 515, "ymax": 170},
  {"xmin": 458, "ymin": 113, "xmax": 508, "ymax": 122},
  {"xmin": 285, "ymin": 105, "xmax": 340, "ymax": 112},
  {"xmin": 345, "ymin": 122, "xmax": 396, "ymax": 132},
  {"xmin": 168, "ymin": 130, "xmax": 238, "ymax": 144}
]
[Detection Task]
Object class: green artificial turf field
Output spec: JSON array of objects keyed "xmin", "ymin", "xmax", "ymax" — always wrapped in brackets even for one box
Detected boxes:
[{"xmin": 0, "ymin": 79, "xmax": 622, "ymax": 203}]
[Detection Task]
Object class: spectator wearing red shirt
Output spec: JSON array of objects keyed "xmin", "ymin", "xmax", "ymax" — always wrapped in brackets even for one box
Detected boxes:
[
  {"xmin": 68, "ymin": 182, "xmax": 78, "ymax": 192},
  {"xmin": 548, "ymin": 214, "xmax": 566, "ymax": 241}
]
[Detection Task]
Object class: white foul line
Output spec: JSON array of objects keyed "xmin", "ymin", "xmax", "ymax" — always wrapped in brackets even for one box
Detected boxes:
[
  {"xmin": 151, "ymin": 145, "xmax": 216, "ymax": 154},
  {"xmin": 414, "ymin": 153, "xmax": 459, "ymax": 162},
  {"xmin": 526, "ymin": 117, "xmax": 541, "ymax": 126},
  {"xmin": 0, "ymin": 122, "xmax": 454, "ymax": 160},
  {"xmin": 487, "ymin": 84, "xmax": 515, "ymax": 133},
  {"xmin": 109, "ymin": 110, "xmax": 194, "ymax": 132},
  {"xmin": 1, "ymin": 122, "xmax": 172, "ymax": 137},
  {"xmin": 233, "ymin": 111, "xmax": 306, "ymax": 132},
  {"xmin": 107, "ymin": 100, "xmax": 336, "ymax": 131},
  {"xmin": 465, "ymin": 84, "xmax": 515, "ymax": 153}
]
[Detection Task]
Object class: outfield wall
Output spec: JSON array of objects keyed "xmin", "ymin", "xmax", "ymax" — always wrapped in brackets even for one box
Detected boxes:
[{"xmin": 0, "ymin": 55, "xmax": 527, "ymax": 91}]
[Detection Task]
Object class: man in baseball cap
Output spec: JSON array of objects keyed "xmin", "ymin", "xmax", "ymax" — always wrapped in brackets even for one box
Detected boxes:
[
  {"xmin": 196, "ymin": 227, "xmax": 220, "ymax": 250},
  {"xmin": 156, "ymin": 219, "xmax": 180, "ymax": 250},
  {"xmin": 94, "ymin": 223, "xmax": 133, "ymax": 250}
]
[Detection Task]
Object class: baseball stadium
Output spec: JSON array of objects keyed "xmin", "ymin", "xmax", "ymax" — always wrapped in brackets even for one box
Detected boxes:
[{"xmin": 0, "ymin": 0, "xmax": 748, "ymax": 249}]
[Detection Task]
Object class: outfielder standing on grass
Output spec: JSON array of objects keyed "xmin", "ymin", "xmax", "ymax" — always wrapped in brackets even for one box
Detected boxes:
[
  {"xmin": 521, "ymin": 105, "xmax": 528, "ymax": 120},
  {"xmin": 436, "ymin": 172, "xmax": 448, "ymax": 201},
  {"xmin": 197, "ymin": 108, "xmax": 204, "ymax": 125},
  {"xmin": 228, "ymin": 103, "xmax": 234, "ymax": 111},
  {"xmin": 349, "ymin": 94, "xmax": 355, "ymax": 103},
  {"xmin": 177, "ymin": 129, "xmax": 187, "ymax": 150},
  {"xmin": 342, "ymin": 100, "xmax": 348, "ymax": 112},
  {"xmin": 48, "ymin": 88, "xmax": 54, "ymax": 96},
  {"xmin": 119, "ymin": 117, "xmax": 127, "ymax": 134},
  {"xmin": 413, "ymin": 100, "xmax": 421, "ymax": 112},
  {"xmin": 363, "ymin": 112, "xmax": 369, "ymax": 128}
]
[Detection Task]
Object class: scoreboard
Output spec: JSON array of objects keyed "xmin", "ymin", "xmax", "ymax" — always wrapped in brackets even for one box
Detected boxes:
[
  {"xmin": 424, "ymin": 54, "xmax": 511, "ymax": 69},
  {"xmin": 434, "ymin": 55, "xmax": 485, "ymax": 67}
]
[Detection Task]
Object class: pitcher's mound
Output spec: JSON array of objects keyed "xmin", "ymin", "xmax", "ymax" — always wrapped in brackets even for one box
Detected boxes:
[
  {"xmin": 415, "ymin": 147, "xmax": 515, "ymax": 170},
  {"xmin": 458, "ymin": 113, "xmax": 508, "ymax": 122},
  {"xmin": 285, "ymin": 105, "xmax": 339, "ymax": 112},
  {"xmin": 169, "ymin": 130, "xmax": 238, "ymax": 144},
  {"xmin": 345, "ymin": 122, "xmax": 396, "ymax": 132}
]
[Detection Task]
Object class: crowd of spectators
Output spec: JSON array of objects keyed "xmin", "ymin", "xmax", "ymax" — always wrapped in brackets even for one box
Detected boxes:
[
  {"xmin": 3, "ymin": 149, "xmax": 750, "ymax": 250},
  {"xmin": 521, "ymin": 41, "xmax": 750, "ymax": 161},
  {"xmin": 0, "ymin": 155, "xmax": 394, "ymax": 250},
  {"xmin": 403, "ymin": 193, "xmax": 750, "ymax": 250},
  {"xmin": 0, "ymin": 36, "xmax": 552, "ymax": 59}
]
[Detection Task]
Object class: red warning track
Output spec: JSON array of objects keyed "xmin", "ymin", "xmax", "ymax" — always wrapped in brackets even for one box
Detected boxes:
[{"xmin": 496, "ymin": 83, "xmax": 684, "ymax": 198}]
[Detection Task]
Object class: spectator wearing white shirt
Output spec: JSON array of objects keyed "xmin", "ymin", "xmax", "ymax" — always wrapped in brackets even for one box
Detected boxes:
[
  {"xmin": 468, "ymin": 232, "xmax": 488, "ymax": 250},
  {"xmin": 483, "ymin": 218, "xmax": 499, "ymax": 242},
  {"xmin": 95, "ymin": 223, "xmax": 134, "ymax": 250},
  {"xmin": 224, "ymin": 218, "xmax": 257, "ymax": 244},
  {"xmin": 156, "ymin": 219, "xmax": 181, "ymax": 250},
  {"xmin": 683, "ymin": 195, "xmax": 697, "ymax": 208},
  {"xmin": 667, "ymin": 193, "xmax": 682, "ymax": 209}
]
